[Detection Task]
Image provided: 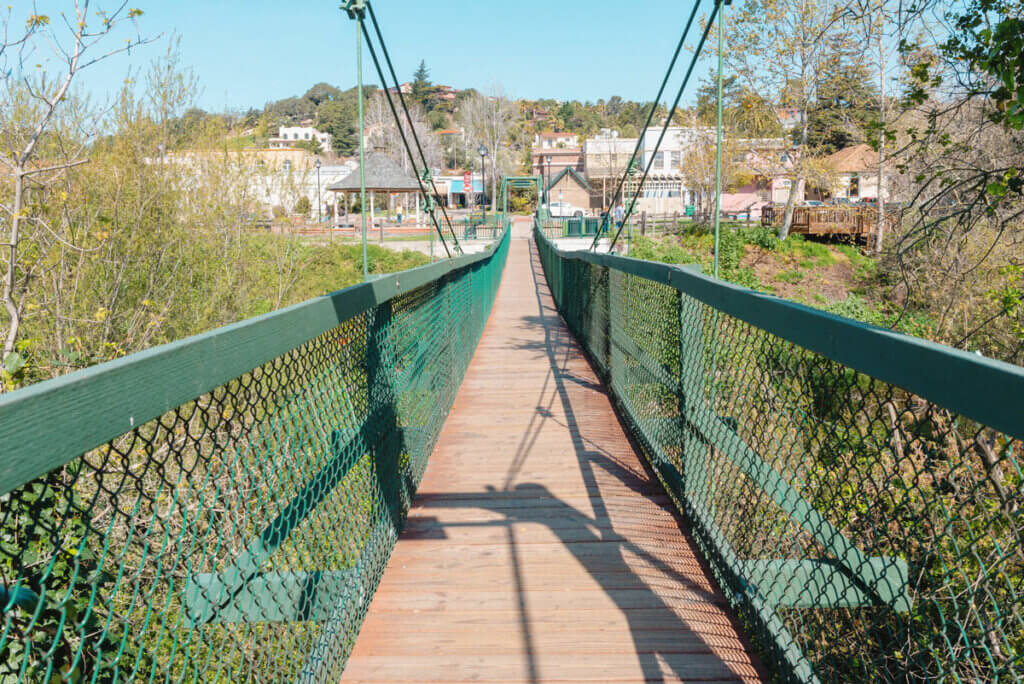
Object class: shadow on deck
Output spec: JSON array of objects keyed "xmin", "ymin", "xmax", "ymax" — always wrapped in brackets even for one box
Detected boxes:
[{"xmin": 341, "ymin": 230, "xmax": 765, "ymax": 683}]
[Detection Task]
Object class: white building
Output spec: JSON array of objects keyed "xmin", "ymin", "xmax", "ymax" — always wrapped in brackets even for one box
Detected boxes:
[
  {"xmin": 533, "ymin": 132, "xmax": 579, "ymax": 150},
  {"xmin": 582, "ymin": 130, "xmax": 640, "ymax": 209},
  {"xmin": 823, "ymin": 144, "xmax": 890, "ymax": 202},
  {"xmin": 247, "ymin": 152, "xmax": 356, "ymax": 219},
  {"xmin": 268, "ymin": 126, "xmax": 332, "ymax": 154},
  {"xmin": 623, "ymin": 126, "xmax": 708, "ymax": 213}
]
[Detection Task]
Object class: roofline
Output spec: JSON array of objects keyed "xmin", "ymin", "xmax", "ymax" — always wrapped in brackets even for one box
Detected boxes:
[{"xmin": 546, "ymin": 166, "xmax": 591, "ymax": 192}]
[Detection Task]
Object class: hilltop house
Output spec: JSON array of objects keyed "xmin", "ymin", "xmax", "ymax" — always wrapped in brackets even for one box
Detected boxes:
[
  {"xmin": 533, "ymin": 132, "xmax": 579, "ymax": 149},
  {"xmin": 268, "ymin": 126, "xmax": 332, "ymax": 154}
]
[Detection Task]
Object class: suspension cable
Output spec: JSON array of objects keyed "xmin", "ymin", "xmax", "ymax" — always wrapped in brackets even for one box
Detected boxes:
[
  {"xmin": 606, "ymin": 0, "xmax": 723, "ymax": 253},
  {"xmin": 587, "ymin": 0, "xmax": 703, "ymax": 251},
  {"xmin": 358, "ymin": 28, "xmax": 454, "ymax": 258},
  {"xmin": 365, "ymin": 1, "xmax": 463, "ymax": 255}
]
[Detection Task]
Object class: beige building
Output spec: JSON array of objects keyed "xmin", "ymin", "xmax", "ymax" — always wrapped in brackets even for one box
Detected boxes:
[
  {"xmin": 547, "ymin": 168, "xmax": 596, "ymax": 211},
  {"xmin": 824, "ymin": 144, "xmax": 889, "ymax": 201},
  {"xmin": 532, "ymin": 147, "xmax": 584, "ymax": 184}
]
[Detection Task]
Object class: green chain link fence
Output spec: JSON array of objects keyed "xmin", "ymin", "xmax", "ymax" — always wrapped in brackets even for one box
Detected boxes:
[
  {"xmin": 535, "ymin": 216, "xmax": 612, "ymax": 240},
  {"xmin": 0, "ymin": 225, "xmax": 509, "ymax": 682},
  {"xmin": 534, "ymin": 220, "xmax": 1023, "ymax": 682}
]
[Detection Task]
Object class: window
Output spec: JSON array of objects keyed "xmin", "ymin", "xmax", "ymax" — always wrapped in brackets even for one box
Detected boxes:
[
  {"xmin": 305, "ymin": 133, "xmax": 310, "ymax": 139},
  {"xmin": 654, "ymin": 151, "xmax": 665, "ymax": 168},
  {"xmin": 641, "ymin": 179, "xmax": 682, "ymax": 198},
  {"xmin": 282, "ymin": 133, "xmax": 288, "ymax": 140},
  {"xmin": 670, "ymin": 151, "xmax": 681, "ymax": 168}
]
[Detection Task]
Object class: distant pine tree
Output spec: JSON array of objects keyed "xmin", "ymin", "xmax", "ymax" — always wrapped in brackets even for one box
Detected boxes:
[{"xmin": 411, "ymin": 60, "xmax": 432, "ymax": 108}]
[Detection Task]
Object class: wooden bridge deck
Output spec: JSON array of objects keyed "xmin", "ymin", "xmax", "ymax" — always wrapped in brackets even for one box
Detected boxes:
[{"xmin": 342, "ymin": 226, "xmax": 766, "ymax": 683}]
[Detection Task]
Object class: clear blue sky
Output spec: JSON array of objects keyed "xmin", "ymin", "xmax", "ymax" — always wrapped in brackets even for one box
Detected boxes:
[{"xmin": 27, "ymin": 0, "xmax": 717, "ymax": 112}]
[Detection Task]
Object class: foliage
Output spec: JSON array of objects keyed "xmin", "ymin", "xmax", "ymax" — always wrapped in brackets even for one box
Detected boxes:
[
  {"xmin": 411, "ymin": 59, "xmax": 432, "ymax": 108},
  {"xmin": 0, "ymin": 47, "xmax": 428, "ymax": 392},
  {"xmin": 365, "ymin": 92, "xmax": 442, "ymax": 169},
  {"xmin": 515, "ymin": 96, "xmax": 667, "ymax": 139},
  {"xmin": 1, "ymin": 466, "xmax": 156, "ymax": 682},
  {"xmin": 259, "ymin": 83, "xmax": 377, "ymax": 156},
  {"xmin": 915, "ymin": 0, "xmax": 1024, "ymax": 133},
  {"xmin": 806, "ymin": 53, "xmax": 880, "ymax": 154},
  {"xmin": 720, "ymin": 0, "xmax": 870, "ymax": 238},
  {"xmin": 695, "ymin": 74, "xmax": 784, "ymax": 137}
]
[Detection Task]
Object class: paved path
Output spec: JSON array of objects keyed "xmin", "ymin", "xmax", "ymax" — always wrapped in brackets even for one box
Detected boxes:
[{"xmin": 342, "ymin": 226, "xmax": 766, "ymax": 683}]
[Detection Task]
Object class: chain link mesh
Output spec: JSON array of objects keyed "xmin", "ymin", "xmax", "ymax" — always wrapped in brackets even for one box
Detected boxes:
[
  {"xmin": 0, "ymin": 229, "xmax": 509, "ymax": 682},
  {"xmin": 535, "ymin": 222, "xmax": 1022, "ymax": 682}
]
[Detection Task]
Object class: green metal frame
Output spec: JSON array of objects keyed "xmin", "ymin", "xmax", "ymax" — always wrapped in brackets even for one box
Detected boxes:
[
  {"xmin": 0, "ymin": 242, "xmax": 510, "ymax": 495},
  {"xmin": 497, "ymin": 175, "xmax": 543, "ymax": 216},
  {"xmin": 536, "ymin": 238, "xmax": 1024, "ymax": 438}
]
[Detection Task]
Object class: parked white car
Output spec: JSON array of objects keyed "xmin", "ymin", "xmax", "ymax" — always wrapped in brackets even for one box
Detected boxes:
[{"xmin": 548, "ymin": 201, "xmax": 586, "ymax": 218}]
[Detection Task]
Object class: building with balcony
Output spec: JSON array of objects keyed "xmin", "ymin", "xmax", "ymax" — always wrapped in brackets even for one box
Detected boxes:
[{"xmin": 268, "ymin": 126, "xmax": 332, "ymax": 153}]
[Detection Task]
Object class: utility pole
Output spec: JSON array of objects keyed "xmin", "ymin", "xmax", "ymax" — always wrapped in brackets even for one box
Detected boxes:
[
  {"xmin": 345, "ymin": 0, "xmax": 369, "ymax": 280},
  {"xmin": 315, "ymin": 158, "xmax": 324, "ymax": 239},
  {"xmin": 713, "ymin": 0, "xmax": 730, "ymax": 279}
]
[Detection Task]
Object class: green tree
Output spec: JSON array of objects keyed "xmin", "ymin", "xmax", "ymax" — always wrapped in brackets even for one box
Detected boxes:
[
  {"xmin": 295, "ymin": 138, "xmax": 324, "ymax": 155},
  {"xmin": 317, "ymin": 86, "xmax": 377, "ymax": 155},
  {"xmin": 304, "ymin": 82, "xmax": 343, "ymax": 106},
  {"xmin": 720, "ymin": 0, "xmax": 857, "ymax": 239},
  {"xmin": 411, "ymin": 59, "xmax": 432, "ymax": 108},
  {"xmin": 1, "ymin": 3, "xmax": 154, "ymax": 375},
  {"xmin": 695, "ymin": 74, "xmax": 784, "ymax": 137},
  {"xmin": 805, "ymin": 55, "xmax": 879, "ymax": 154}
]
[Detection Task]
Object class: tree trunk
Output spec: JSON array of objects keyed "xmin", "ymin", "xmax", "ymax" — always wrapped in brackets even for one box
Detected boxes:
[
  {"xmin": 779, "ymin": 176, "xmax": 804, "ymax": 241},
  {"xmin": 2, "ymin": 169, "xmax": 25, "ymax": 364},
  {"xmin": 874, "ymin": 33, "xmax": 887, "ymax": 254},
  {"xmin": 491, "ymin": 154, "xmax": 497, "ymax": 216}
]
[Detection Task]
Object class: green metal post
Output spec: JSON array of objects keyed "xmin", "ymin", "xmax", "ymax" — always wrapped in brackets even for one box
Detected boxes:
[
  {"xmin": 357, "ymin": 15, "xmax": 368, "ymax": 281},
  {"xmin": 713, "ymin": 0, "xmax": 725, "ymax": 280}
]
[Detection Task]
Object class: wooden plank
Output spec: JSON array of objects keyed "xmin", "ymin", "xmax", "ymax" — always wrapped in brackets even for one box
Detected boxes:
[
  {"xmin": 342, "ymin": 654, "xmax": 763, "ymax": 683},
  {"xmin": 342, "ymin": 231, "xmax": 765, "ymax": 683}
]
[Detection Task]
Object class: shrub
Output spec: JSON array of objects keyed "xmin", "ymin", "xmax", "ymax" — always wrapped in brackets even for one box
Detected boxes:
[{"xmin": 741, "ymin": 226, "xmax": 780, "ymax": 251}]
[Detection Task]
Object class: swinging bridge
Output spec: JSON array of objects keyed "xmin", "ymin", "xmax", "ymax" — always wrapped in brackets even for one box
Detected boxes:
[{"xmin": 1, "ymin": 1, "xmax": 1022, "ymax": 682}]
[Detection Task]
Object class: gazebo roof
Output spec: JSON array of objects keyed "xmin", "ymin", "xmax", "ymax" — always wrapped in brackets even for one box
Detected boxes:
[{"xmin": 327, "ymin": 152, "xmax": 421, "ymax": 192}]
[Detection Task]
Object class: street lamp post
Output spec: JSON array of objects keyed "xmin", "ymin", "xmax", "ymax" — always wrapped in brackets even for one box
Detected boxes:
[
  {"xmin": 478, "ymin": 144, "xmax": 488, "ymax": 225},
  {"xmin": 315, "ymin": 158, "xmax": 323, "ymax": 237},
  {"xmin": 545, "ymin": 155, "xmax": 553, "ymax": 208}
]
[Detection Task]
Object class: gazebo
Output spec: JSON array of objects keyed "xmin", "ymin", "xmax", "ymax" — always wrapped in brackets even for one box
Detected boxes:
[{"xmin": 327, "ymin": 152, "xmax": 424, "ymax": 228}]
